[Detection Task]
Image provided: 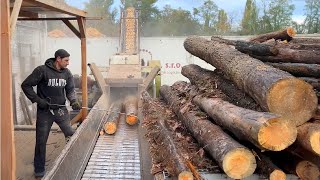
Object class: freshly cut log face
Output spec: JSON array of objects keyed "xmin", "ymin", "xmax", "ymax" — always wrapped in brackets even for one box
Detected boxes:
[
  {"xmin": 160, "ymin": 85, "xmax": 256, "ymax": 179},
  {"xmin": 193, "ymin": 96, "xmax": 297, "ymax": 151},
  {"xmin": 269, "ymin": 170, "xmax": 286, "ymax": 180},
  {"xmin": 296, "ymin": 161, "xmax": 320, "ymax": 180},
  {"xmin": 103, "ymin": 101, "xmax": 122, "ymax": 135},
  {"xmin": 184, "ymin": 36, "xmax": 318, "ymax": 126},
  {"xmin": 124, "ymin": 95, "xmax": 138, "ymax": 125},
  {"xmin": 296, "ymin": 123, "xmax": 320, "ymax": 155}
]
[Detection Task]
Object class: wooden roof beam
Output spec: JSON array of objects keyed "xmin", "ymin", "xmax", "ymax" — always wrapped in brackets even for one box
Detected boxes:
[
  {"xmin": 10, "ymin": 0, "xmax": 23, "ymax": 36},
  {"xmin": 24, "ymin": 0, "xmax": 87, "ymax": 17},
  {"xmin": 62, "ymin": 19, "xmax": 81, "ymax": 39}
]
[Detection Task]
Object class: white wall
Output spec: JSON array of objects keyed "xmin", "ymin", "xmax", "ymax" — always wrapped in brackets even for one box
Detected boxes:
[{"xmin": 46, "ymin": 36, "xmax": 251, "ymax": 85}]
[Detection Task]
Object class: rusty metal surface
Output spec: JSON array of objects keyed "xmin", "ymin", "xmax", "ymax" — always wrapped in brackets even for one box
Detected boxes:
[
  {"xmin": 43, "ymin": 94, "xmax": 109, "ymax": 180},
  {"xmin": 82, "ymin": 114, "xmax": 141, "ymax": 179}
]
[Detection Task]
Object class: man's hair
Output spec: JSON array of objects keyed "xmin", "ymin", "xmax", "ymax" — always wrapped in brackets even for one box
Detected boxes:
[{"xmin": 54, "ymin": 49, "xmax": 70, "ymax": 59}]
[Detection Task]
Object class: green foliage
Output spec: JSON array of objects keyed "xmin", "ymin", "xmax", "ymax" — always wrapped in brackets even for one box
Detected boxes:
[
  {"xmin": 267, "ymin": 0, "xmax": 295, "ymax": 31},
  {"xmin": 193, "ymin": 0, "xmax": 219, "ymax": 35},
  {"xmin": 304, "ymin": 0, "xmax": 320, "ymax": 33},
  {"xmin": 241, "ymin": 0, "xmax": 259, "ymax": 35},
  {"xmin": 215, "ymin": 10, "xmax": 231, "ymax": 34},
  {"xmin": 84, "ymin": 0, "xmax": 118, "ymax": 36}
]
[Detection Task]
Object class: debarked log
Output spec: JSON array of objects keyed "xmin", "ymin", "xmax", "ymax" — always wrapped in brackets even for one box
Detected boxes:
[
  {"xmin": 124, "ymin": 95, "xmax": 139, "ymax": 125},
  {"xmin": 160, "ymin": 85, "xmax": 256, "ymax": 179},
  {"xmin": 184, "ymin": 36, "xmax": 318, "ymax": 126},
  {"xmin": 103, "ymin": 101, "xmax": 122, "ymax": 135}
]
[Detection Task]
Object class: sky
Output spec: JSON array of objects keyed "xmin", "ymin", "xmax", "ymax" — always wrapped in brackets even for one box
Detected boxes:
[{"xmin": 65, "ymin": 0, "xmax": 307, "ymax": 24}]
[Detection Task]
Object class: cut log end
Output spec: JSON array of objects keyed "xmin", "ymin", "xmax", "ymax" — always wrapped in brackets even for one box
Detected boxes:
[
  {"xmin": 267, "ymin": 78, "xmax": 318, "ymax": 126},
  {"xmin": 126, "ymin": 114, "xmax": 138, "ymax": 125},
  {"xmin": 178, "ymin": 171, "xmax": 194, "ymax": 180},
  {"xmin": 104, "ymin": 122, "xmax": 117, "ymax": 135},
  {"xmin": 310, "ymin": 131, "xmax": 320, "ymax": 155},
  {"xmin": 296, "ymin": 161, "xmax": 320, "ymax": 180},
  {"xmin": 258, "ymin": 118, "xmax": 297, "ymax": 151},
  {"xmin": 269, "ymin": 169, "xmax": 286, "ymax": 180},
  {"xmin": 287, "ymin": 27, "xmax": 296, "ymax": 37},
  {"xmin": 223, "ymin": 148, "xmax": 256, "ymax": 179}
]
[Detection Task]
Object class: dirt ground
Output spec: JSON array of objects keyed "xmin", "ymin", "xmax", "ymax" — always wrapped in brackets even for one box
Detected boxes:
[{"xmin": 15, "ymin": 126, "xmax": 65, "ymax": 180}]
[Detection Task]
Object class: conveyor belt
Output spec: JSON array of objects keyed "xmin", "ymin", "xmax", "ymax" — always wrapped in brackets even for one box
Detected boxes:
[{"xmin": 82, "ymin": 115, "xmax": 141, "ymax": 179}]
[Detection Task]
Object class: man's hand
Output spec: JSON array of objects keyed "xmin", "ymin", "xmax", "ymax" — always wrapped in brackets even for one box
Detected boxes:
[
  {"xmin": 38, "ymin": 98, "xmax": 49, "ymax": 109},
  {"xmin": 71, "ymin": 100, "xmax": 81, "ymax": 110}
]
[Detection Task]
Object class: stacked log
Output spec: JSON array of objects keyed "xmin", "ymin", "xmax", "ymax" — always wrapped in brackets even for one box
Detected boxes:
[
  {"xmin": 184, "ymin": 36, "xmax": 318, "ymax": 126},
  {"xmin": 159, "ymin": 85, "xmax": 256, "ymax": 179}
]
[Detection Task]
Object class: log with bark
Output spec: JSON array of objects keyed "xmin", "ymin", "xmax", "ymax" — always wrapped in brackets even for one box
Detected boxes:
[
  {"xmin": 253, "ymin": 150, "xmax": 286, "ymax": 180},
  {"xmin": 160, "ymin": 85, "xmax": 257, "ymax": 179},
  {"xmin": 123, "ymin": 95, "xmax": 138, "ymax": 125},
  {"xmin": 267, "ymin": 151, "xmax": 319, "ymax": 180},
  {"xmin": 294, "ymin": 122, "xmax": 320, "ymax": 155},
  {"xmin": 249, "ymin": 27, "xmax": 296, "ymax": 43},
  {"xmin": 266, "ymin": 63, "xmax": 320, "ymax": 78},
  {"xmin": 184, "ymin": 36, "xmax": 318, "ymax": 126},
  {"xmin": 291, "ymin": 38, "xmax": 320, "ymax": 45},
  {"xmin": 181, "ymin": 64, "xmax": 262, "ymax": 111},
  {"xmin": 299, "ymin": 77, "xmax": 320, "ymax": 91},
  {"xmin": 211, "ymin": 36, "xmax": 320, "ymax": 64},
  {"xmin": 103, "ymin": 101, "xmax": 122, "ymax": 135},
  {"xmin": 142, "ymin": 91, "xmax": 193, "ymax": 179},
  {"xmin": 192, "ymin": 95, "xmax": 297, "ymax": 151}
]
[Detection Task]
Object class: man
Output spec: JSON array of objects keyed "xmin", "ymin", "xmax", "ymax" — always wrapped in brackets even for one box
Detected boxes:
[{"xmin": 21, "ymin": 49, "xmax": 81, "ymax": 178}]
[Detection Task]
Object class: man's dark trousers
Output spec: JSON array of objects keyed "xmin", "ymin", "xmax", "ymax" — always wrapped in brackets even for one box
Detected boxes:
[{"xmin": 34, "ymin": 107, "xmax": 74, "ymax": 174}]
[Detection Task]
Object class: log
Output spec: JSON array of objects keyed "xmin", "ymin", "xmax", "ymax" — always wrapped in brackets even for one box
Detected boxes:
[
  {"xmin": 266, "ymin": 63, "xmax": 320, "ymax": 78},
  {"xmin": 142, "ymin": 91, "xmax": 193, "ymax": 179},
  {"xmin": 181, "ymin": 64, "xmax": 262, "ymax": 111},
  {"xmin": 267, "ymin": 151, "xmax": 319, "ymax": 180},
  {"xmin": 291, "ymin": 38, "xmax": 320, "ymax": 45},
  {"xmin": 299, "ymin": 77, "xmax": 320, "ymax": 91},
  {"xmin": 249, "ymin": 27, "xmax": 296, "ymax": 43},
  {"xmin": 251, "ymin": 48, "xmax": 320, "ymax": 64},
  {"xmin": 159, "ymin": 85, "xmax": 256, "ymax": 179},
  {"xmin": 254, "ymin": 150, "xmax": 286, "ymax": 180},
  {"xmin": 124, "ymin": 95, "xmax": 138, "ymax": 125},
  {"xmin": 192, "ymin": 95, "xmax": 297, "ymax": 151},
  {"xmin": 103, "ymin": 101, "xmax": 122, "ymax": 135},
  {"xmin": 295, "ymin": 122, "xmax": 320, "ymax": 155},
  {"xmin": 184, "ymin": 36, "xmax": 318, "ymax": 126},
  {"xmin": 211, "ymin": 36, "xmax": 279, "ymax": 56}
]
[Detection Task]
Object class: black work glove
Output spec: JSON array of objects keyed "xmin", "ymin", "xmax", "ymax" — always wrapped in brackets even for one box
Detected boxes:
[
  {"xmin": 37, "ymin": 98, "xmax": 49, "ymax": 109},
  {"xmin": 70, "ymin": 100, "xmax": 81, "ymax": 110}
]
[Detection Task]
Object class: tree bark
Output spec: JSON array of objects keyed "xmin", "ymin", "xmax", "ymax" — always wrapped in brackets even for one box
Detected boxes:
[
  {"xmin": 192, "ymin": 95, "xmax": 297, "ymax": 151},
  {"xmin": 294, "ymin": 122, "xmax": 320, "ymax": 155},
  {"xmin": 142, "ymin": 91, "xmax": 193, "ymax": 179},
  {"xmin": 103, "ymin": 101, "xmax": 122, "ymax": 135},
  {"xmin": 299, "ymin": 77, "xmax": 320, "ymax": 91},
  {"xmin": 184, "ymin": 36, "xmax": 318, "ymax": 126},
  {"xmin": 181, "ymin": 64, "xmax": 262, "ymax": 111},
  {"xmin": 266, "ymin": 63, "xmax": 320, "ymax": 78},
  {"xmin": 124, "ymin": 95, "xmax": 138, "ymax": 125},
  {"xmin": 291, "ymin": 38, "xmax": 320, "ymax": 45},
  {"xmin": 249, "ymin": 27, "xmax": 296, "ymax": 43},
  {"xmin": 159, "ymin": 85, "xmax": 256, "ymax": 179}
]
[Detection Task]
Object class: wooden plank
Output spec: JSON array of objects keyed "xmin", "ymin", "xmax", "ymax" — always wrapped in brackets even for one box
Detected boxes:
[
  {"xmin": 78, "ymin": 16, "xmax": 88, "ymax": 121},
  {"xmin": 1, "ymin": 0, "xmax": 16, "ymax": 179},
  {"xmin": 23, "ymin": 0, "xmax": 87, "ymax": 17},
  {"xmin": 62, "ymin": 19, "xmax": 80, "ymax": 39},
  {"xmin": 18, "ymin": 17, "xmax": 100, "ymax": 21},
  {"xmin": 20, "ymin": 92, "xmax": 33, "ymax": 125},
  {"xmin": 10, "ymin": 0, "xmax": 23, "ymax": 36},
  {"xmin": 18, "ymin": 9, "xmax": 38, "ymax": 18},
  {"xmin": 88, "ymin": 63, "xmax": 107, "ymax": 94},
  {"xmin": 141, "ymin": 66, "xmax": 160, "ymax": 92}
]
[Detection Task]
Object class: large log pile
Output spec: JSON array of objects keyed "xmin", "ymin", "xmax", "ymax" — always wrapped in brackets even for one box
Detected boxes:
[{"xmin": 141, "ymin": 29, "xmax": 320, "ymax": 179}]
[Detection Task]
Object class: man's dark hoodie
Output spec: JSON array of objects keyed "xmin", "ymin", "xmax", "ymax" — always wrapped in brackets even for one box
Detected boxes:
[{"xmin": 21, "ymin": 58, "xmax": 76, "ymax": 109}]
